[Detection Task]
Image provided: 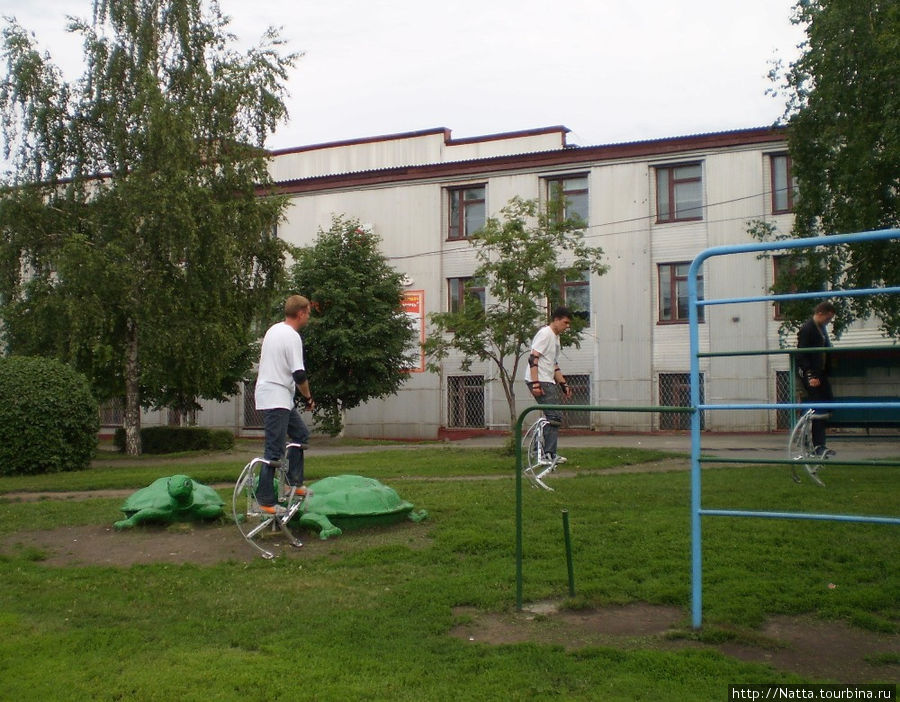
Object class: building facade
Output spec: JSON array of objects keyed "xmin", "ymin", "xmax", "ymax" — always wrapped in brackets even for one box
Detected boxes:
[{"xmin": 133, "ymin": 125, "xmax": 894, "ymax": 438}]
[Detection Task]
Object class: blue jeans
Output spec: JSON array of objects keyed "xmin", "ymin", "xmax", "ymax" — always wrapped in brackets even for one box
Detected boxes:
[
  {"xmin": 535, "ymin": 382, "xmax": 562, "ymax": 456},
  {"xmin": 258, "ymin": 407, "xmax": 309, "ymax": 506}
]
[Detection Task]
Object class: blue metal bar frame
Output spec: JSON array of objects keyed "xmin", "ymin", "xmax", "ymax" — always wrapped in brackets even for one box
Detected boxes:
[{"xmin": 688, "ymin": 228, "xmax": 900, "ymax": 629}]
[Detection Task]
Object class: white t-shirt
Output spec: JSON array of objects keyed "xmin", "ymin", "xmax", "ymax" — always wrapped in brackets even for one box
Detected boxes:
[
  {"xmin": 254, "ymin": 321, "xmax": 305, "ymax": 410},
  {"xmin": 524, "ymin": 325, "xmax": 560, "ymax": 383}
]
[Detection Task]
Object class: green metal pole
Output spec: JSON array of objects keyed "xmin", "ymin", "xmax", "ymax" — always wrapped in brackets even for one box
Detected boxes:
[
  {"xmin": 562, "ymin": 509, "xmax": 575, "ymax": 597},
  {"xmin": 515, "ymin": 410, "xmax": 525, "ymax": 611}
]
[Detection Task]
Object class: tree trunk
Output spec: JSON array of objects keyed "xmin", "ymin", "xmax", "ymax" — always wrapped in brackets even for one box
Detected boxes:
[
  {"xmin": 499, "ymin": 361, "xmax": 521, "ymax": 431},
  {"xmin": 123, "ymin": 318, "xmax": 142, "ymax": 456}
]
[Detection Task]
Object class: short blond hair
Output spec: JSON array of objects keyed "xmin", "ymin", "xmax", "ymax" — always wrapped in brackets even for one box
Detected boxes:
[{"xmin": 284, "ymin": 295, "xmax": 310, "ymax": 318}]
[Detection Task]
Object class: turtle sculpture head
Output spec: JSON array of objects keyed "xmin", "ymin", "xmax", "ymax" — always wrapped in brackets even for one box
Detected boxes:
[{"xmin": 167, "ymin": 474, "xmax": 194, "ymax": 507}]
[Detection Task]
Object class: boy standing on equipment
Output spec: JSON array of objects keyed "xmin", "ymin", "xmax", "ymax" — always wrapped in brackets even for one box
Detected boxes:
[
  {"xmin": 524, "ymin": 307, "xmax": 574, "ymax": 464},
  {"xmin": 797, "ymin": 301, "xmax": 836, "ymax": 458},
  {"xmin": 254, "ymin": 295, "xmax": 316, "ymax": 513}
]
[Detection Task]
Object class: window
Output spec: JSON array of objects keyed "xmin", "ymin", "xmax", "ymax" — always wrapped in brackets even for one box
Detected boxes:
[
  {"xmin": 561, "ymin": 374, "xmax": 591, "ymax": 429},
  {"xmin": 775, "ymin": 369, "xmax": 792, "ymax": 430},
  {"xmin": 243, "ymin": 380, "xmax": 263, "ymax": 429},
  {"xmin": 771, "ymin": 153, "xmax": 797, "ymax": 214},
  {"xmin": 448, "ymin": 277, "xmax": 486, "ymax": 313},
  {"xmin": 656, "ymin": 163, "xmax": 703, "ymax": 222},
  {"xmin": 447, "ymin": 375, "xmax": 485, "ymax": 428},
  {"xmin": 658, "ymin": 262, "xmax": 703, "ymax": 323},
  {"xmin": 659, "ymin": 372, "xmax": 704, "ymax": 429},
  {"xmin": 98, "ymin": 397, "xmax": 124, "ymax": 426},
  {"xmin": 448, "ymin": 185, "xmax": 486, "ymax": 240},
  {"xmin": 546, "ymin": 175, "xmax": 588, "ymax": 225},
  {"xmin": 772, "ymin": 254, "xmax": 797, "ymax": 320},
  {"xmin": 553, "ymin": 269, "xmax": 590, "ymax": 322}
]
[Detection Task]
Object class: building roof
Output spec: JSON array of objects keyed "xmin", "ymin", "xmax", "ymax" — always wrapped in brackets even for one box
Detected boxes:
[{"xmin": 268, "ymin": 125, "xmax": 787, "ymax": 195}]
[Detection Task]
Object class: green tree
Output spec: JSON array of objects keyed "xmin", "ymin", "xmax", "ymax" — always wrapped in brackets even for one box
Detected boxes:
[
  {"xmin": 765, "ymin": 0, "xmax": 900, "ymax": 336},
  {"xmin": 425, "ymin": 196, "xmax": 607, "ymax": 429},
  {"xmin": 286, "ymin": 215, "xmax": 416, "ymax": 435},
  {"xmin": 0, "ymin": 1, "xmax": 298, "ymax": 454}
]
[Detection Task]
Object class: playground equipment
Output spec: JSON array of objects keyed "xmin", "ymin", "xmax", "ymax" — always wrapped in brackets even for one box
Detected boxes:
[
  {"xmin": 513, "ymin": 228, "xmax": 900, "ymax": 629},
  {"xmin": 688, "ymin": 228, "xmax": 900, "ymax": 628}
]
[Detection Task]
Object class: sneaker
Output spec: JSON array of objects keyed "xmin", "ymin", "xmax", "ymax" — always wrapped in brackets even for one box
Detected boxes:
[
  {"xmin": 814, "ymin": 446, "xmax": 836, "ymax": 459},
  {"xmin": 286, "ymin": 485, "xmax": 308, "ymax": 497},
  {"xmin": 259, "ymin": 504, "xmax": 287, "ymax": 516},
  {"xmin": 547, "ymin": 454, "xmax": 567, "ymax": 464}
]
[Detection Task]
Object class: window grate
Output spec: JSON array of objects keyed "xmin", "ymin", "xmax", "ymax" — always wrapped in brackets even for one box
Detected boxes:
[
  {"xmin": 243, "ymin": 381, "xmax": 263, "ymax": 429},
  {"xmin": 659, "ymin": 372, "xmax": 704, "ymax": 429},
  {"xmin": 99, "ymin": 397, "xmax": 124, "ymax": 427},
  {"xmin": 775, "ymin": 370, "xmax": 792, "ymax": 430},
  {"xmin": 561, "ymin": 374, "xmax": 591, "ymax": 429},
  {"xmin": 447, "ymin": 375, "xmax": 485, "ymax": 428}
]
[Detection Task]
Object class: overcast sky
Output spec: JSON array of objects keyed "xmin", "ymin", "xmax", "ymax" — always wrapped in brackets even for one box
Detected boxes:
[{"xmin": 2, "ymin": 0, "xmax": 806, "ymax": 150}]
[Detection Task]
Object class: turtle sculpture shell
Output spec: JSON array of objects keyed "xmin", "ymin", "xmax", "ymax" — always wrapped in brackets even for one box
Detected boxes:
[{"xmin": 296, "ymin": 474, "xmax": 427, "ymax": 539}]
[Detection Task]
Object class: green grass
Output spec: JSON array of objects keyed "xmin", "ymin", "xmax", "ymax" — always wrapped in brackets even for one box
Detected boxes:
[
  {"xmin": 0, "ymin": 445, "xmax": 670, "ymax": 494},
  {"xmin": 0, "ymin": 446, "xmax": 896, "ymax": 700}
]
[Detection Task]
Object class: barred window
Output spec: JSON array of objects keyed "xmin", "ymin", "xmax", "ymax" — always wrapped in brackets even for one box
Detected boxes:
[
  {"xmin": 560, "ymin": 374, "xmax": 590, "ymax": 429},
  {"xmin": 447, "ymin": 375, "xmax": 485, "ymax": 428},
  {"xmin": 243, "ymin": 380, "xmax": 263, "ymax": 429},
  {"xmin": 658, "ymin": 372, "xmax": 704, "ymax": 430}
]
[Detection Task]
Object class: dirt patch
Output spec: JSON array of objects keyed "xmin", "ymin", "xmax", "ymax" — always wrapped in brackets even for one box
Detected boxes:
[
  {"xmin": 450, "ymin": 603, "xmax": 900, "ymax": 683},
  {"xmin": 2, "ymin": 523, "xmax": 252, "ymax": 566},
  {"xmin": 0, "ymin": 519, "xmax": 431, "ymax": 567}
]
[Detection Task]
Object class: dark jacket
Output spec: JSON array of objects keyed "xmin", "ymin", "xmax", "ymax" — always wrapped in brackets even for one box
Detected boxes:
[{"xmin": 796, "ymin": 317, "xmax": 831, "ymax": 379}]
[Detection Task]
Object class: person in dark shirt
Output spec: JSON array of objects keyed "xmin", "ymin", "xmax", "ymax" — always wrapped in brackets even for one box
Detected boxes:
[{"xmin": 796, "ymin": 301, "xmax": 836, "ymax": 458}]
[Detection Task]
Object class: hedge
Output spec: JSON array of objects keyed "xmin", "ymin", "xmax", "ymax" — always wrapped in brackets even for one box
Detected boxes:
[
  {"xmin": 113, "ymin": 425, "xmax": 235, "ymax": 454},
  {"xmin": 0, "ymin": 356, "xmax": 99, "ymax": 476}
]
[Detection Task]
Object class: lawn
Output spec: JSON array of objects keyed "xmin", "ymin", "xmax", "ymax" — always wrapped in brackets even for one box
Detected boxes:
[{"xmin": 0, "ymin": 445, "xmax": 896, "ymax": 700}]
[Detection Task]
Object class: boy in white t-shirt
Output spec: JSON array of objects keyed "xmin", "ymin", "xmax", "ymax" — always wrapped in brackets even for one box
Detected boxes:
[
  {"xmin": 524, "ymin": 307, "xmax": 573, "ymax": 463},
  {"xmin": 254, "ymin": 295, "xmax": 315, "ymax": 512}
]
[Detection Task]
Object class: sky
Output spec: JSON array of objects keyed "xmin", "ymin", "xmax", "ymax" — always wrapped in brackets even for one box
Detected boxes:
[{"xmin": 1, "ymin": 0, "xmax": 806, "ymax": 150}]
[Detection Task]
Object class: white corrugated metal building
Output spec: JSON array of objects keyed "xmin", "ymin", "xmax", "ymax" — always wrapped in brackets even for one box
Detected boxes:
[{"xmin": 138, "ymin": 124, "xmax": 896, "ymax": 438}]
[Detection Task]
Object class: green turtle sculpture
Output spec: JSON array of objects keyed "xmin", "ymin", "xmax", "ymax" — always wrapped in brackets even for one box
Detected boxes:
[
  {"xmin": 114, "ymin": 474, "xmax": 225, "ymax": 529},
  {"xmin": 295, "ymin": 474, "xmax": 427, "ymax": 540}
]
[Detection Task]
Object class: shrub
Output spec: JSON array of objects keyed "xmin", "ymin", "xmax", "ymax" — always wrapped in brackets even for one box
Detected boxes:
[
  {"xmin": 113, "ymin": 425, "xmax": 235, "ymax": 454},
  {"xmin": 0, "ymin": 356, "xmax": 99, "ymax": 476}
]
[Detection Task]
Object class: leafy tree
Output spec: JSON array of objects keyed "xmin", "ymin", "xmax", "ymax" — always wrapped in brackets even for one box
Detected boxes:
[
  {"xmin": 0, "ymin": 1, "xmax": 298, "ymax": 453},
  {"xmin": 425, "ymin": 196, "xmax": 607, "ymax": 429},
  {"xmin": 763, "ymin": 0, "xmax": 900, "ymax": 337},
  {"xmin": 286, "ymin": 215, "xmax": 417, "ymax": 435}
]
